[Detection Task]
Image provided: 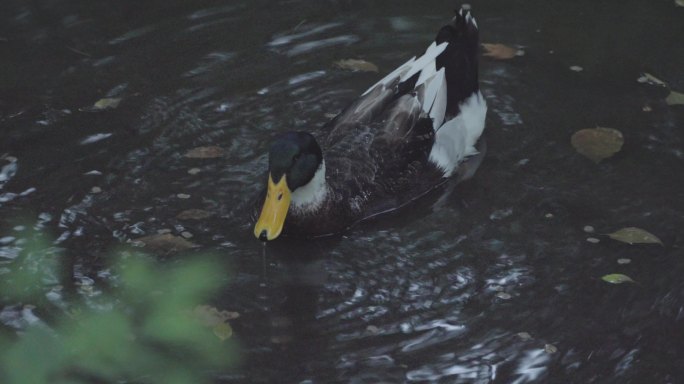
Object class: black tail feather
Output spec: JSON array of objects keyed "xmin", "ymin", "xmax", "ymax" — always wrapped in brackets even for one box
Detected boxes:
[{"xmin": 435, "ymin": 5, "xmax": 480, "ymax": 117}]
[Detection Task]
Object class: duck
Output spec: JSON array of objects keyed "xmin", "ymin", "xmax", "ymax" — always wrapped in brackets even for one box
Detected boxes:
[{"xmin": 254, "ymin": 5, "xmax": 487, "ymax": 241}]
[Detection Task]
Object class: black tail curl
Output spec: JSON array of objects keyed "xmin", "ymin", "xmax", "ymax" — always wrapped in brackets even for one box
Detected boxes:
[{"xmin": 435, "ymin": 4, "xmax": 480, "ymax": 117}]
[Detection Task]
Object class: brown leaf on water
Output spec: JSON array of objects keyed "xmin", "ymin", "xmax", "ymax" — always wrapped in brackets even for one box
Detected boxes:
[
  {"xmin": 482, "ymin": 43, "xmax": 523, "ymax": 60},
  {"xmin": 571, "ymin": 127, "xmax": 624, "ymax": 163},
  {"xmin": 607, "ymin": 227, "xmax": 663, "ymax": 245},
  {"xmin": 176, "ymin": 209, "xmax": 214, "ymax": 220},
  {"xmin": 334, "ymin": 59, "xmax": 379, "ymax": 72},
  {"xmin": 665, "ymin": 90, "xmax": 684, "ymax": 106},
  {"xmin": 132, "ymin": 233, "xmax": 197, "ymax": 252},
  {"xmin": 184, "ymin": 146, "xmax": 225, "ymax": 159},
  {"xmin": 93, "ymin": 98, "xmax": 122, "ymax": 110},
  {"xmin": 193, "ymin": 305, "xmax": 240, "ymax": 327}
]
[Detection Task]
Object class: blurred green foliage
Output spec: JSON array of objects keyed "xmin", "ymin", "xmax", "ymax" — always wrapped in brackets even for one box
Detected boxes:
[{"xmin": 0, "ymin": 231, "xmax": 238, "ymax": 384}]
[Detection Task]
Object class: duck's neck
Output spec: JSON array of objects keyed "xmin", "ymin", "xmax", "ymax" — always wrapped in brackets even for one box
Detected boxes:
[{"xmin": 291, "ymin": 161, "xmax": 328, "ymax": 214}]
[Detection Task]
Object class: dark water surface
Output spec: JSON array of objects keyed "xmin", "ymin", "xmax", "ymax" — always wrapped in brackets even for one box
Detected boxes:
[{"xmin": 2, "ymin": 0, "xmax": 684, "ymax": 382}]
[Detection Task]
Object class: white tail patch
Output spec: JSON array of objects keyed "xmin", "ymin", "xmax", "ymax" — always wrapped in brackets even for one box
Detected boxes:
[
  {"xmin": 400, "ymin": 42, "xmax": 448, "ymax": 81},
  {"xmin": 362, "ymin": 56, "xmax": 416, "ymax": 96},
  {"xmin": 429, "ymin": 92, "xmax": 487, "ymax": 176}
]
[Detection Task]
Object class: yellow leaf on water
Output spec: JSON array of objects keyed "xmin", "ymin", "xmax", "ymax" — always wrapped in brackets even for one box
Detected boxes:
[
  {"xmin": 607, "ymin": 227, "xmax": 663, "ymax": 245},
  {"xmin": 601, "ymin": 273, "xmax": 635, "ymax": 284},
  {"xmin": 334, "ymin": 59, "xmax": 378, "ymax": 72},
  {"xmin": 482, "ymin": 43, "xmax": 523, "ymax": 60},
  {"xmin": 571, "ymin": 127, "xmax": 624, "ymax": 163},
  {"xmin": 637, "ymin": 73, "xmax": 667, "ymax": 87},
  {"xmin": 213, "ymin": 322, "xmax": 233, "ymax": 341},
  {"xmin": 93, "ymin": 98, "xmax": 121, "ymax": 110},
  {"xmin": 184, "ymin": 146, "xmax": 225, "ymax": 159},
  {"xmin": 665, "ymin": 90, "xmax": 684, "ymax": 106}
]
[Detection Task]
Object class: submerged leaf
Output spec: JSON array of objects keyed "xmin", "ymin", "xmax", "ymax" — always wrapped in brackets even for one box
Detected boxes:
[
  {"xmin": 571, "ymin": 127, "xmax": 624, "ymax": 163},
  {"xmin": 93, "ymin": 98, "xmax": 122, "ymax": 110},
  {"xmin": 184, "ymin": 146, "xmax": 225, "ymax": 159},
  {"xmin": 176, "ymin": 209, "xmax": 214, "ymax": 220},
  {"xmin": 482, "ymin": 43, "xmax": 523, "ymax": 60},
  {"xmin": 607, "ymin": 227, "xmax": 663, "ymax": 245},
  {"xmin": 334, "ymin": 59, "xmax": 378, "ymax": 72},
  {"xmin": 665, "ymin": 90, "xmax": 684, "ymax": 106},
  {"xmin": 132, "ymin": 233, "xmax": 197, "ymax": 252},
  {"xmin": 601, "ymin": 273, "xmax": 635, "ymax": 284}
]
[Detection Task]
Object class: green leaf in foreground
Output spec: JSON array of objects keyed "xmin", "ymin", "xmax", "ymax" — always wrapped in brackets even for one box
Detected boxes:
[
  {"xmin": 601, "ymin": 273, "xmax": 635, "ymax": 284},
  {"xmin": 665, "ymin": 90, "xmax": 684, "ymax": 106},
  {"xmin": 93, "ymin": 98, "xmax": 122, "ymax": 110},
  {"xmin": 571, "ymin": 127, "xmax": 624, "ymax": 163},
  {"xmin": 607, "ymin": 227, "xmax": 663, "ymax": 245}
]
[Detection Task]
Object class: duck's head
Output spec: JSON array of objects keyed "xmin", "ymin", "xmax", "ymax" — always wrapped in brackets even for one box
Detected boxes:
[{"xmin": 254, "ymin": 131, "xmax": 323, "ymax": 241}]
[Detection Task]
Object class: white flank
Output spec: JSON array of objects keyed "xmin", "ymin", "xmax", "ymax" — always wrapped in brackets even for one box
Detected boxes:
[
  {"xmin": 291, "ymin": 161, "xmax": 328, "ymax": 213},
  {"xmin": 429, "ymin": 92, "xmax": 487, "ymax": 176}
]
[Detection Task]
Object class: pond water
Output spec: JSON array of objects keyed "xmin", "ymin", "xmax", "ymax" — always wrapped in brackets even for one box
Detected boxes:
[{"xmin": 1, "ymin": 0, "xmax": 684, "ymax": 382}]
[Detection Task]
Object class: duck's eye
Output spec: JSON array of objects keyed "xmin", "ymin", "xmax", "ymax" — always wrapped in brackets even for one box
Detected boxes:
[
  {"xmin": 277, "ymin": 192, "xmax": 283, "ymax": 201},
  {"xmin": 292, "ymin": 153, "xmax": 301, "ymax": 162}
]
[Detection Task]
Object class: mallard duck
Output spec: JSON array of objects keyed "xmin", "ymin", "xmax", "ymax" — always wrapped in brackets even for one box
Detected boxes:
[{"xmin": 254, "ymin": 6, "xmax": 487, "ymax": 241}]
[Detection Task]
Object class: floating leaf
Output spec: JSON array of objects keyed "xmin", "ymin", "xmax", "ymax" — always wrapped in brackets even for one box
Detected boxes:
[
  {"xmin": 193, "ymin": 305, "xmax": 240, "ymax": 327},
  {"xmin": 569, "ymin": 65, "xmax": 583, "ymax": 72},
  {"xmin": 617, "ymin": 258, "xmax": 631, "ymax": 265},
  {"xmin": 607, "ymin": 227, "xmax": 663, "ymax": 245},
  {"xmin": 544, "ymin": 344, "xmax": 558, "ymax": 354},
  {"xmin": 665, "ymin": 90, "xmax": 684, "ymax": 106},
  {"xmin": 132, "ymin": 233, "xmax": 197, "ymax": 252},
  {"xmin": 601, "ymin": 273, "xmax": 635, "ymax": 284},
  {"xmin": 571, "ymin": 127, "xmax": 624, "ymax": 163},
  {"xmin": 586, "ymin": 237, "xmax": 600, "ymax": 244},
  {"xmin": 482, "ymin": 43, "xmax": 523, "ymax": 60},
  {"xmin": 184, "ymin": 146, "xmax": 225, "ymax": 159},
  {"xmin": 213, "ymin": 322, "xmax": 233, "ymax": 341},
  {"xmin": 496, "ymin": 292, "xmax": 512, "ymax": 300},
  {"xmin": 677, "ymin": 0, "xmax": 684, "ymax": 7},
  {"xmin": 334, "ymin": 59, "xmax": 378, "ymax": 72},
  {"xmin": 517, "ymin": 332, "xmax": 532, "ymax": 341},
  {"xmin": 636, "ymin": 73, "xmax": 667, "ymax": 87},
  {"xmin": 93, "ymin": 98, "xmax": 121, "ymax": 110},
  {"xmin": 176, "ymin": 209, "xmax": 214, "ymax": 220}
]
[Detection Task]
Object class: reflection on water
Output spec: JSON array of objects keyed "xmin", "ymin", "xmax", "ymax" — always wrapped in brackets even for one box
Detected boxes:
[{"xmin": 1, "ymin": 0, "xmax": 684, "ymax": 382}]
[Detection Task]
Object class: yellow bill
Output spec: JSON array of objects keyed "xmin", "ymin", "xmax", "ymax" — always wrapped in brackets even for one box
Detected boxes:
[{"xmin": 254, "ymin": 174, "xmax": 291, "ymax": 241}]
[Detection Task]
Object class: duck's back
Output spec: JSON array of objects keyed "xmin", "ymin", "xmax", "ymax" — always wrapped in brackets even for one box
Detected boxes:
[{"xmin": 288, "ymin": 7, "xmax": 487, "ymax": 237}]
